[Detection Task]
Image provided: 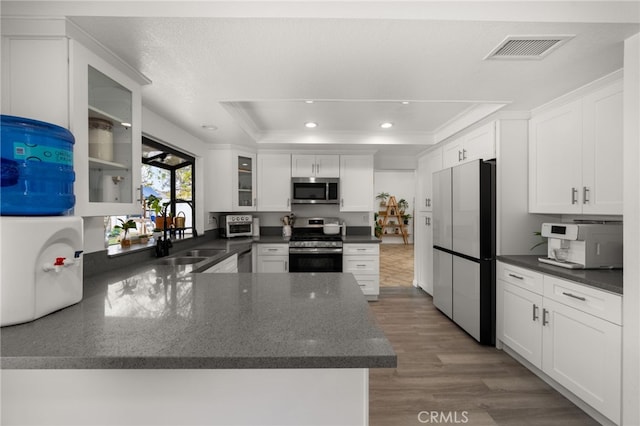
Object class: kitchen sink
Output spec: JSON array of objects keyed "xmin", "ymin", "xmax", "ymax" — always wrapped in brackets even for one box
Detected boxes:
[
  {"xmin": 156, "ymin": 256, "xmax": 208, "ymax": 266},
  {"xmin": 185, "ymin": 249, "xmax": 226, "ymax": 257}
]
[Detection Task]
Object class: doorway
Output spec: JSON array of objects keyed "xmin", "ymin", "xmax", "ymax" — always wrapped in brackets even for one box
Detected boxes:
[{"xmin": 374, "ymin": 170, "xmax": 415, "ymax": 287}]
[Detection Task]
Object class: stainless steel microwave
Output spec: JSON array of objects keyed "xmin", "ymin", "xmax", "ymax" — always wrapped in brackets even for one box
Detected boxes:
[{"xmin": 291, "ymin": 177, "xmax": 339, "ymax": 204}]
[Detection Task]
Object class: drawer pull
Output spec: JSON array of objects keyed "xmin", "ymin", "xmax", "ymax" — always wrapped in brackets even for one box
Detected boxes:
[
  {"xmin": 358, "ymin": 283, "xmax": 366, "ymax": 287},
  {"xmin": 268, "ymin": 248, "xmax": 278, "ymax": 252},
  {"xmin": 356, "ymin": 264, "xmax": 367, "ymax": 267},
  {"xmin": 562, "ymin": 292, "xmax": 586, "ymax": 301},
  {"xmin": 508, "ymin": 273, "xmax": 524, "ymax": 280},
  {"xmin": 357, "ymin": 248, "xmax": 367, "ymax": 251},
  {"xmin": 542, "ymin": 308, "xmax": 549, "ymax": 326},
  {"xmin": 532, "ymin": 304, "xmax": 539, "ymax": 321}
]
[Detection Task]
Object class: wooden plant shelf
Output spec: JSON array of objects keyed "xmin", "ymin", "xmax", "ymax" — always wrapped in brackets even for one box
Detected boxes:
[{"xmin": 378, "ymin": 196, "xmax": 408, "ymax": 244}]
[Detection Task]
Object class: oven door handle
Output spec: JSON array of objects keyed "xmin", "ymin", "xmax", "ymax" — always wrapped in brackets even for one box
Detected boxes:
[{"xmin": 289, "ymin": 248, "xmax": 343, "ymax": 254}]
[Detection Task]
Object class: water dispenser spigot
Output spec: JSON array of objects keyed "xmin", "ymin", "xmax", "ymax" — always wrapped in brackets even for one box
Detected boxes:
[{"xmin": 54, "ymin": 257, "xmax": 66, "ymax": 266}]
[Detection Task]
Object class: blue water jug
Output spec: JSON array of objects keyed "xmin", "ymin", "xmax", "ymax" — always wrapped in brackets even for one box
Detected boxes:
[{"xmin": 1, "ymin": 115, "xmax": 75, "ymax": 215}]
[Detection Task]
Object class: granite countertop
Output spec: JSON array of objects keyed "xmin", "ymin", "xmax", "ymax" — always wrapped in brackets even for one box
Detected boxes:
[
  {"xmin": 498, "ymin": 255, "xmax": 623, "ymax": 295},
  {"xmin": 1, "ymin": 239, "xmax": 396, "ymax": 370},
  {"xmin": 342, "ymin": 235, "xmax": 381, "ymax": 244}
]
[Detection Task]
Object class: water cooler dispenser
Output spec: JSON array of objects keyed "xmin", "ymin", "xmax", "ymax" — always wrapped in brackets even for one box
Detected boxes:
[{"xmin": 1, "ymin": 115, "xmax": 84, "ymax": 326}]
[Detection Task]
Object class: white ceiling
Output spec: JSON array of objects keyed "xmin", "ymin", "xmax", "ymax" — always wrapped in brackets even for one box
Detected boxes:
[{"xmin": 4, "ymin": 1, "xmax": 640, "ymax": 157}]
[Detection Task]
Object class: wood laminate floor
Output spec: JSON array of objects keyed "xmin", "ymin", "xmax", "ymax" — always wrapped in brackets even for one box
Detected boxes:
[
  {"xmin": 368, "ymin": 287, "xmax": 599, "ymax": 426},
  {"xmin": 380, "ymin": 244, "xmax": 414, "ymax": 287}
]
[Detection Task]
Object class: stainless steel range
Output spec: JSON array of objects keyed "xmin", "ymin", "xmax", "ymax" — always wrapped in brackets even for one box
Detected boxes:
[{"xmin": 289, "ymin": 217, "xmax": 343, "ymax": 273}]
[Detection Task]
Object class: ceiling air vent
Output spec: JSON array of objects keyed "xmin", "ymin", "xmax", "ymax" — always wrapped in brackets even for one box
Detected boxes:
[{"xmin": 484, "ymin": 35, "xmax": 574, "ymax": 60}]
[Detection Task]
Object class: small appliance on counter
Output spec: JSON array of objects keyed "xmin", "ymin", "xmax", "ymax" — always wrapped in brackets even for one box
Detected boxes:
[
  {"xmin": 538, "ymin": 222, "xmax": 623, "ymax": 269},
  {"xmin": 1, "ymin": 216, "xmax": 84, "ymax": 326},
  {"xmin": 220, "ymin": 214, "xmax": 253, "ymax": 238},
  {"xmin": 252, "ymin": 217, "xmax": 260, "ymax": 237}
]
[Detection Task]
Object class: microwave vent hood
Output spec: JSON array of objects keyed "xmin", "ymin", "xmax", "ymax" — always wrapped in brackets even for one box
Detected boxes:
[{"xmin": 292, "ymin": 177, "xmax": 340, "ymax": 204}]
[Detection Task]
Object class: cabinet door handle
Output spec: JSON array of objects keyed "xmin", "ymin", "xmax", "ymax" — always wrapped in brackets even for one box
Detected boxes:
[
  {"xmin": 311, "ymin": 164, "xmax": 315, "ymax": 174},
  {"xmin": 532, "ymin": 304, "xmax": 539, "ymax": 321},
  {"xmin": 341, "ymin": 198, "xmax": 344, "ymax": 207},
  {"xmin": 562, "ymin": 292, "xmax": 586, "ymax": 301},
  {"xmin": 316, "ymin": 163, "xmax": 320, "ymax": 174},
  {"xmin": 583, "ymin": 187, "xmax": 590, "ymax": 204},
  {"xmin": 425, "ymin": 198, "xmax": 429, "ymax": 207},
  {"xmin": 508, "ymin": 273, "xmax": 523, "ymax": 280},
  {"xmin": 571, "ymin": 187, "xmax": 578, "ymax": 204},
  {"xmin": 462, "ymin": 149, "xmax": 467, "ymax": 160},
  {"xmin": 542, "ymin": 308, "xmax": 549, "ymax": 326},
  {"xmin": 458, "ymin": 150, "xmax": 463, "ymax": 161},
  {"xmin": 287, "ymin": 198, "xmax": 290, "ymax": 207},
  {"xmin": 284, "ymin": 261, "xmax": 288, "ymax": 271}
]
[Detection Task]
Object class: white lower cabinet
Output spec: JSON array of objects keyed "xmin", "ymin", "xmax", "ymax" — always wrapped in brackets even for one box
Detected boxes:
[
  {"xmin": 343, "ymin": 244, "xmax": 379, "ymax": 300},
  {"xmin": 202, "ymin": 254, "xmax": 238, "ymax": 273},
  {"xmin": 497, "ymin": 261, "xmax": 622, "ymax": 425},
  {"xmin": 256, "ymin": 244, "xmax": 289, "ymax": 273}
]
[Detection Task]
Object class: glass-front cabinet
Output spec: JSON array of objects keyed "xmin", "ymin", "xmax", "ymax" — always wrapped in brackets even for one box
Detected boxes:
[
  {"xmin": 72, "ymin": 41, "xmax": 142, "ymax": 216},
  {"xmin": 234, "ymin": 153, "xmax": 256, "ymax": 211}
]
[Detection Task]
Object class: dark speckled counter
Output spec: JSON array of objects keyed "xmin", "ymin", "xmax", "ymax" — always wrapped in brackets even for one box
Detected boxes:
[
  {"xmin": 2, "ymin": 250, "xmax": 396, "ymax": 369},
  {"xmin": 498, "ymin": 255, "xmax": 622, "ymax": 295}
]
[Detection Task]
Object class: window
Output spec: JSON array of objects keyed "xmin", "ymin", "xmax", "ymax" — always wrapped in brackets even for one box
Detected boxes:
[{"xmin": 106, "ymin": 137, "xmax": 196, "ymax": 251}]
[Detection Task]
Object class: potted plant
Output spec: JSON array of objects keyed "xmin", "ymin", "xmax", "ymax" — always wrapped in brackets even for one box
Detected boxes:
[
  {"xmin": 397, "ymin": 198, "xmax": 409, "ymax": 215},
  {"xmin": 114, "ymin": 218, "xmax": 137, "ymax": 248},
  {"xmin": 147, "ymin": 195, "xmax": 172, "ymax": 229},
  {"xmin": 402, "ymin": 213, "xmax": 412, "ymax": 225},
  {"xmin": 138, "ymin": 234, "xmax": 150, "ymax": 244},
  {"xmin": 374, "ymin": 212, "xmax": 383, "ymax": 238},
  {"xmin": 376, "ymin": 192, "xmax": 389, "ymax": 208}
]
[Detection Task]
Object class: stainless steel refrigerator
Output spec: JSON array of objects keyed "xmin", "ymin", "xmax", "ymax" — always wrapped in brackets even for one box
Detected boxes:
[{"xmin": 432, "ymin": 159, "xmax": 496, "ymax": 345}]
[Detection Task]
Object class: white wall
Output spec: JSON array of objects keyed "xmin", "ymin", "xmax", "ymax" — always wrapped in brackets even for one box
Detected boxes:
[
  {"xmin": 374, "ymin": 154, "xmax": 418, "ymax": 171},
  {"xmin": 623, "ymin": 32, "xmax": 640, "ymax": 426},
  {"xmin": 374, "ymin": 170, "xmax": 416, "ymax": 244}
]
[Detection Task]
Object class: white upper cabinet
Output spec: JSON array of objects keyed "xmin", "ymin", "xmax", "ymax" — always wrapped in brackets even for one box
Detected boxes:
[
  {"xmin": 581, "ymin": 81, "xmax": 623, "ymax": 215},
  {"xmin": 72, "ymin": 41, "xmax": 142, "ymax": 216},
  {"xmin": 339, "ymin": 155, "xmax": 374, "ymax": 212},
  {"xmin": 1, "ymin": 27, "xmax": 144, "ymax": 217},
  {"xmin": 442, "ymin": 122, "xmax": 496, "ymax": 168},
  {"xmin": 257, "ymin": 153, "xmax": 291, "ymax": 211},
  {"xmin": 416, "ymin": 147, "xmax": 443, "ymax": 212},
  {"xmin": 529, "ymin": 79, "xmax": 622, "ymax": 215},
  {"xmin": 206, "ymin": 148, "xmax": 257, "ymax": 212},
  {"xmin": 291, "ymin": 154, "xmax": 340, "ymax": 177}
]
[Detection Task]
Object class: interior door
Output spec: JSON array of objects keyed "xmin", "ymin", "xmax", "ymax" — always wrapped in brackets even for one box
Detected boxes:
[
  {"xmin": 452, "ymin": 160, "xmax": 480, "ymax": 258},
  {"xmin": 452, "ymin": 255, "xmax": 480, "ymax": 341},
  {"xmin": 433, "ymin": 248, "xmax": 453, "ymax": 319},
  {"xmin": 432, "ymin": 168, "xmax": 452, "ymax": 250}
]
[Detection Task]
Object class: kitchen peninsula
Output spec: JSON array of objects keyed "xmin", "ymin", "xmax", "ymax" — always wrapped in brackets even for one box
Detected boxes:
[{"xmin": 1, "ymin": 248, "xmax": 396, "ymax": 426}]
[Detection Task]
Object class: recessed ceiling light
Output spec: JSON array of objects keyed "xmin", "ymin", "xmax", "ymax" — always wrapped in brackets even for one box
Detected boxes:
[
  {"xmin": 401, "ymin": 101, "xmax": 410, "ymax": 105},
  {"xmin": 201, "ymin": 124, "xmax": 218, "ymax": 131},
  {"xmin": 305, "ymin": 100, "xmax": 314, "ymax": 104},
  {"xmin": 121, "ymin": 122, "xmax": 132, "ymax": 128},
  {"xmin": 305, "ymin": 122, "xmax": 318, "ymax": 128},
  {"xmin": 380, "ymin": 122, "xmax": 393, "ymax": 129}
]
